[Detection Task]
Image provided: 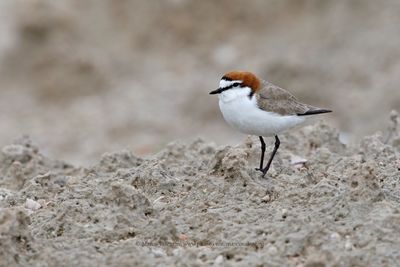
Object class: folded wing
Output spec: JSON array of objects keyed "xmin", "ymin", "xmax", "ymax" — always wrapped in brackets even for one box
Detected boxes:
[{"xmin": 256, "ymin": 81, "xmax": 332, "ymax": 116}]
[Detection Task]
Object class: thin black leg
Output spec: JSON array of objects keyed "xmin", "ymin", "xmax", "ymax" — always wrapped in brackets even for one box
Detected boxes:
[
  {"xmin": 255, "ymin": 136, "xmax": 266, "ymax": 171},
  {"xmin": 262, "ymin": 135, "xmax": 280, "ymax": 177}
]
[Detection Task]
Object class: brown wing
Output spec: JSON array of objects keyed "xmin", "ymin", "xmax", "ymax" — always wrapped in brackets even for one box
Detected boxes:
[{"xmin": 256, "ymin": 80, "xmax": 331, "ymax": 116}]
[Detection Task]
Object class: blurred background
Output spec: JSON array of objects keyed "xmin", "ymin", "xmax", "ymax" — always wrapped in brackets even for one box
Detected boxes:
[{"xmin": 0, "ymin": 0, "xmax": 399, "ymax": 164}]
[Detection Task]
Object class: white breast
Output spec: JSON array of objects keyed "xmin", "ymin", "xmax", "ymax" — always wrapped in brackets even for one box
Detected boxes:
[{"xmin": 218, "ymin": 88, "xmax": 305, "ymax": 137}]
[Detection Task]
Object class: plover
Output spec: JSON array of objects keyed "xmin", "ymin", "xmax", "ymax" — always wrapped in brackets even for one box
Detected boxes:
[{"xmin": 210, "ymin": 71, "xmax": 331, "ymax": 177}]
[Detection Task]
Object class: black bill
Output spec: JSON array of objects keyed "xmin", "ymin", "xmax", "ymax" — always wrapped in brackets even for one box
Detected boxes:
[{"xmin": 209, "ymin": 88, "xmax": 223, "ymax": 95}]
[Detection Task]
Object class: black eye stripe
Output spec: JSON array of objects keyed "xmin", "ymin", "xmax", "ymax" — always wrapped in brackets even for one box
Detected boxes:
[
  {"xmin": 214, "ymin": 82, "xmax": 250, "ymax": 94},
  {"xmin": 221, "ymin": 82, "xmax": 243, "ymax": 90}
]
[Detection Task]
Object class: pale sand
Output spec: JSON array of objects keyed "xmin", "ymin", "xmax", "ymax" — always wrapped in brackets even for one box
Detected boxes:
[{"xmin": 1, "ymin": 121, "xmax": 399, "ymax": 266}]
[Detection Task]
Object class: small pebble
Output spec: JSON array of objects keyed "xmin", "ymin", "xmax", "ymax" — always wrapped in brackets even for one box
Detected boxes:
[
  {"xmin": 172, "ymin": 247, "xmax": 183, "ymax": 256},
  {"xmin": 152, "ymin": 248, "xmax": 165, "ymax": 258},
  {"xmin": 291, "ymin": 155, "xmax": 308, "ymax": 168},
  {"xmin": 214, "ymin": 255, "xmax": 224, "ymax": 265},
  {"xmin": 330, "ymin": 232, "xmax": 341, "ymax": 241},
  {"xmin": 25, "ymin": 198, "xmax": 41, "ymax": 210},
  {"xmin": 254, "ymin": 198, "xmax": 262, "ymax": 205},
  {"xmin": 345, "ymin": 241, "xmax": 353, "ymax": 250},
  {"xmin": 262, "ymin": 195, "xmax": 270, "ymax": 202},
  {"xmin": 281, "ymin": 209, "xmax": 288, "ymax": 218},
  {"xmin": 344, "ymin": 235, "xmax": 353, "ymax": 250},
  {"xmin": 267, "ymin": 245, "xmax": 278, "ymax": 254}
]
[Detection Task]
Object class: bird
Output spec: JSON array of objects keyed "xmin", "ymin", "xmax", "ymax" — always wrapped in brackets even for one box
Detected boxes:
[{"xmin": 209, "ymin": 71, "xmax": 331, "ymax": 177}]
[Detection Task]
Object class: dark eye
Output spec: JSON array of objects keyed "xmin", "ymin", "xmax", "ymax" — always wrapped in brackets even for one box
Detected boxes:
[{"xmin": 233, "ymin": 82, "xmax": 240, "ymax": 87}]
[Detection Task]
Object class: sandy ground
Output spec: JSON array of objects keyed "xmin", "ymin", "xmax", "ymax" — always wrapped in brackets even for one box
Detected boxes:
[
  {"xmin": 1, "ymin": 1, "xmax": 400, "ymax": 266},
  {"xmin": 1, "ymin": 116, "xmax": 399, "ymax": 266}
]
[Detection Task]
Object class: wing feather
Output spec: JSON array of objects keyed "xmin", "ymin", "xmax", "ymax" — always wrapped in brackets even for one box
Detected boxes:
[{"xmin": 256, "ymin": 81, "xmax": 331, "ymax": 116}]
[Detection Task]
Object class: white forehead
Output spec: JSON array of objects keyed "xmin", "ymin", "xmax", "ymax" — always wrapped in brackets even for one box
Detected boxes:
[{"xmin": 219, "ymin": 79, "xmax": 242, "ymax": 89}]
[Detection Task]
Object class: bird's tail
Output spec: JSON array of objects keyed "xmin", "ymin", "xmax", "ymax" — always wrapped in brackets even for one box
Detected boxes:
[{"xmin": 297, "ymin": 108, "xmax": 332, "ymax": 116}]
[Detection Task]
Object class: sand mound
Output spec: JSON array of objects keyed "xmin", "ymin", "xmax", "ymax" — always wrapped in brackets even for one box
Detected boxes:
[{"xmin": 1, "ymin": 119, "xmax": 399, "ymax": 266}]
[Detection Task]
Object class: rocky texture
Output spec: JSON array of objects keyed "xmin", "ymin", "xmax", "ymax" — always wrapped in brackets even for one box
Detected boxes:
[{"xmin": 0, "ymin": 121, "xmax": 399, "ymax": 266}]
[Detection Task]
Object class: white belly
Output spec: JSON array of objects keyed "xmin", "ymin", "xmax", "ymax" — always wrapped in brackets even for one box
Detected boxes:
[{"xmin": 218, "ymin": 94, "xmax": 305, "ymax": 137}]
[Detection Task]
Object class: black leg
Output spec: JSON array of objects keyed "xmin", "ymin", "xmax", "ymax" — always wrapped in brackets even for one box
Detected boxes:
[
  {"xmin": 255, "ymin": 136, "xmax": 266, "ymax": 171},
  {"xmin": 262, "ymin": 135, "xmax": 280, "ymax": 177}
]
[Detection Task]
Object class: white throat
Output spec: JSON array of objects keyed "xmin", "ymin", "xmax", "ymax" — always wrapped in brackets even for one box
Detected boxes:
[{"xmin": 219, "ymin": 87, "xmax": 252, "ymax": 102}]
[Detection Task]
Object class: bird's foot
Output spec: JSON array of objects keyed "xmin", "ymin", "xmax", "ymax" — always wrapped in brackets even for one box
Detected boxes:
[
  {"xmin": 261, "ymin": 168, "xmax": 270, "ymax": 178},
  {"xmin": 255, "ymin": 167, "xmax": 269, "ymax": 178}
]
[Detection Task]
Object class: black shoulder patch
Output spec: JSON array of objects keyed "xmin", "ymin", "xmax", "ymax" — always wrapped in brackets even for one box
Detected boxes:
[{"xmin": 248, "ymin": 90, "xmax": 255, "ymax": 99}]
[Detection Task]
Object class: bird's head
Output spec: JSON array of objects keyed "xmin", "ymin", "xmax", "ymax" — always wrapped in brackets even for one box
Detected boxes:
[{"xmin": 209, "ymin": 71, "xmax": 261, "ymax": 96}]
